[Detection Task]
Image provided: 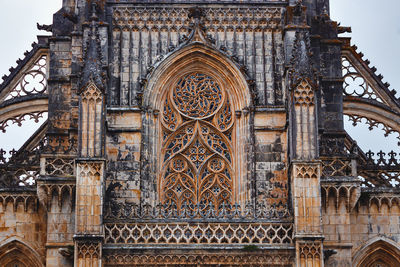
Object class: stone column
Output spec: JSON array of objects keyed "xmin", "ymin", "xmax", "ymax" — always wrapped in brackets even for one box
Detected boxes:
[
  {"xmin": 285, "ymin": 3, "xmax": 324, "ymax": 266},
  {"xmin": 74, "ymin": 79, "xmax": 105, "ymax": 267},
  {"xmin": 74, "ymin": 82, "xmax": 105, "ymax": 267},
  {"xmin": 289, "ymin": 65, "xmax": 324, "ymax": 267},
  {"xmin": 292, "ymin": 163, "xmax": 324, "ymax": 267},
  {"xmin": 74, "ymin": 2, "xmax": 107, "ymax": 262},
  {"xmin": 42, "ymin": 0, "xmax": 76, "ymax": 262},
  {"xmin": 74, "ymin": 161, "xmax": 104, "ymax": 267}
]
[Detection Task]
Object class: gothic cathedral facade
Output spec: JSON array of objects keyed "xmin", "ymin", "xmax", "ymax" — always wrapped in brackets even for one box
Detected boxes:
[{"xmin": 0, "ymin": 0, "xmax": 400, "ymax": 266}]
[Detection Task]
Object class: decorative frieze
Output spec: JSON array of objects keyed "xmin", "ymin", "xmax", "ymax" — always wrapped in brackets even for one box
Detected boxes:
[
  {"xmin": 42, "ymin": 157, "xmax": 75, "ymax": 177},
  {"xmin": 0, "ymin": 111, "xmax": 47, "ymax": 134},
  {"xmin": 0, "ymin": 192, "xmax": 38, "ymax": 212},
  {"xmin": 294, "ymin": 164, "xmax": 319, "ymax": 179},
  {"xmin": 105, "ymin": 222, "xmax": 293, "ymax": 245},
  {"xmin": 321, "ymin": 179, "xmax": 361, "ymax": 212},
  {"xmin": 40, "ymin": 135, "xmax": 78, "ymax": 155},
  {"xmin": 321, "ymin": 158, "xmax": 352, "ymax": 177},
  {"xmin": 104, "ymin": 201, "xmax": 291, "ymax": 221},
  {"xmin": 37, "ymin": 182, "xmax": 75, "ymax": 211},
  {"xmin": 0, "ymin": 167, "xmax": 38, "ymax": 188},
  {"xmin": 104, "ymin": 252, "xmax": 294, "ymax": 266}
]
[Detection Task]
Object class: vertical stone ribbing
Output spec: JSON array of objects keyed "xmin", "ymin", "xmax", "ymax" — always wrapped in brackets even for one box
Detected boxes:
[
  {"xmin": 74, "ymin": 3, "xmax": 108, "ymax": 267},
  {"xmin": 286, "ymin": 3, "xmax": 324, "ymax": 266},
  {"xmin": 109, "ymin": 7, "xmax": 284, "ymax": 108},
  {"xmin": 120, "ymin": 29, "xmax": 130, "ymax": 106},
  {"xmin": 110, "ymin": 28, "xmax": 121, "ymax": 105},
  {"xmin": 79, "ymin": 83, "xmax": 103, "ymax": 158},
  {"xmin": 129, "ymin": 29, "xmax": 133, "ymax": 105},
  {"xmin": 293, "ymin": 80, "xmax": 317, "ymax": 160},
  {"xmin": 265, "ymin": 30, "xmax": 274, "ymax": 104},
  {"xmin": 261, "ymin": 28, "xmax": 267, "ymax": 104}
]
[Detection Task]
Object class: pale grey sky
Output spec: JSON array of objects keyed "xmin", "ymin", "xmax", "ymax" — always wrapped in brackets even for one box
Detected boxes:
[{"xmin": 0, "ymin": 0, "xmax": 399, "ymax": 155}]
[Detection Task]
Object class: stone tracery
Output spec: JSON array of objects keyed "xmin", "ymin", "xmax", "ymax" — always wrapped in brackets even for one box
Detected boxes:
[{"xmin": 160, "ymin": 73, "xmax": 234, "ymax": 211}]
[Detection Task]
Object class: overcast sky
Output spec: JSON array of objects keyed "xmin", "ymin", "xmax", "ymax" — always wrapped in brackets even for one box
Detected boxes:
[{"xmin": 0, "ymin": 0, "xmax": 399, "ymax": 155}]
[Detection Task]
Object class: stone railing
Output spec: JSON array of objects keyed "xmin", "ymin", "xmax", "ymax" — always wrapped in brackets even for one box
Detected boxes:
[
  {"xmin": 104, "ymin": 202, "xmax": 293, "ymax": 246},
  {"xmin": 105, "ymin": 222, "xmax": 294, "ymax": 245}
]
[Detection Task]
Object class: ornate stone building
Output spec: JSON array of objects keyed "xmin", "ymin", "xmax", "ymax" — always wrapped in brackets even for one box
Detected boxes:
[{"xmin": 0, "ymin": 0, "xmax": 399, "ymax": 266}]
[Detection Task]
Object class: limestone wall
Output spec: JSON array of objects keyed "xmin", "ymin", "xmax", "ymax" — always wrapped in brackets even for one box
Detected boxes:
[
  {"xmin": 0, "ymin": 195, "xmax": 46, "ymax": 265},
  {"xmin": 323, "ymin": 192, "xmax": 400, "ymax": 266}
]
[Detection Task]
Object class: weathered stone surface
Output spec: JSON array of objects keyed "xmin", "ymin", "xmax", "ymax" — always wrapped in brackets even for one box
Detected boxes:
[{"xmin": 0, "ymin": 0, "xmax": 400, "ymax": 266}]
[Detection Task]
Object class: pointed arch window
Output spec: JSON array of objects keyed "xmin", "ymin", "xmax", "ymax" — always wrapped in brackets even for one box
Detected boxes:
[{"xmin": 160, "ymin": 73, "xmax": 235, "ymax": 210}]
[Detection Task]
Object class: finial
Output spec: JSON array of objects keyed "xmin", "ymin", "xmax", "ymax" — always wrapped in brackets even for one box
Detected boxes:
[
  {"xmin": 184, "ymin": 6, "xmax": 213, "ymax": 45},
  {"xmin": 188, "ymin": 7, "xmax": 204, "ymax": 20},
  {"xmin": 293, "ymin": 0, "xmax": 303, "ymax": 16},
  {"xmin": 90, "ymin": 2, "xmax": 98, "ymax": 21},
  {"xmin": 322, "ymin": 5, "xmax": 329, "ymax": 16}
]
